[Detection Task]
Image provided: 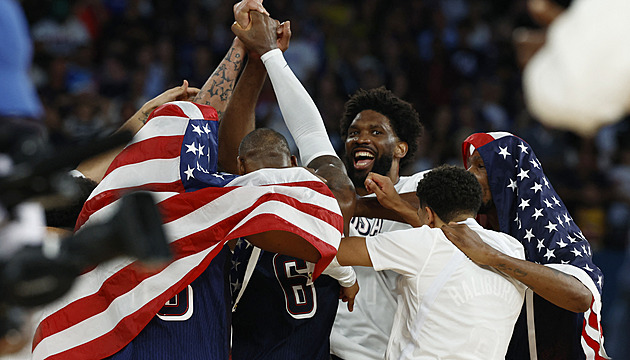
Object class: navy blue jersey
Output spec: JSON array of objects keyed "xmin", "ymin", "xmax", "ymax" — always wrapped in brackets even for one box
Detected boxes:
[
  {"xmin": 231, "ymin": 246, "xmax": 340, "ymax": 360},
  {"xmin": 107, "ymin": 245, "xmax": 231, "ymax": 360}
]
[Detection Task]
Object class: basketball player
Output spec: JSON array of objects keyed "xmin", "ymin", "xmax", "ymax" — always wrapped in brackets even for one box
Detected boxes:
[{"xmin": 335, "ymin": 165, "xmax": 527, "ymax": 359}]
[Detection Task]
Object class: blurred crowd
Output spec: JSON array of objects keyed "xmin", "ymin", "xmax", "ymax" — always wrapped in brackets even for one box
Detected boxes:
[{"xmin": 21, "ymin": 0, "xmax": 629, "ymax": 341}]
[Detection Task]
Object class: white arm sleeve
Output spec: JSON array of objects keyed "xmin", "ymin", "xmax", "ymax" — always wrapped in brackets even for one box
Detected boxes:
[
  {"xmin": 261, "ymin": 49, "xmax": 337, "ymax": 166},
  {"xmin": 321, "ymin": 256, "xmax": 357, "ymax": 287}
]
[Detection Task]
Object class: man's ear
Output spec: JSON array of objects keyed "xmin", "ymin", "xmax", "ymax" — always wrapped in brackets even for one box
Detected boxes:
[
  {"xmin": 290, "ymin": 155, "xmax": 298, "ymax": 167},
  {"xmin": 394, "ymin": 141, "xmax": 408, "ymax": 159},
  {"xmin": 426, "ymin": 206, "xmax": 436, "ymax": 228},
  {"xmin": 237, "ymin": 156, "xmax": 246, "ymax": 175}
]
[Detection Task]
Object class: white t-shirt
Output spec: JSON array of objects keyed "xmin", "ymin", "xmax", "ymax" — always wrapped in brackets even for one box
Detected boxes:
[
  {"xmin": 367, "ymin": 218, "xmax": 527, "ymax": 360},
  {"xmin": 330, "ymin": 171, "xmax": 428, "ymax": 360}
]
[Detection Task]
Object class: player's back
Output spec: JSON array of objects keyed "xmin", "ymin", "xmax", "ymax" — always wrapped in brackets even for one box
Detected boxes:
[
  {"xmin": 231, "ymin": 245, "xmax": 339, "ymax": 360},
  {"xmin": 106, "ymin": 245, "xmax": 231, "ymax": 360},
  {"xmin": 379, "ymin": 220, "xmax": 527, "ymax": 359}
]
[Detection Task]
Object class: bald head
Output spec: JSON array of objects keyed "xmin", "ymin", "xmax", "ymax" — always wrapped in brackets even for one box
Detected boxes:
[{"xmin": 238, "ymin": 128, "xmax": 296, "ymax": 174}]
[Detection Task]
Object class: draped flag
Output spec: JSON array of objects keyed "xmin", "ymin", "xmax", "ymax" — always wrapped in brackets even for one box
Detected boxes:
[
  {"xmin": 463, "ymin": 131, "xmax": 608, "ymax": 360},
  {"xmin": 32, "ymin": 101, "xmax": 343, "ymax": 360}
]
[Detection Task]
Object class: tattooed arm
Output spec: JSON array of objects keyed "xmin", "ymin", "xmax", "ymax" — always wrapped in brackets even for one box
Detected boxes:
[
  {"xmin": 441, "ymin": 222, "xmax": 592, "ymax": 313},
  {"xmin": 191, "ymin": 38, "xmax": 246, "ymax": 119}
]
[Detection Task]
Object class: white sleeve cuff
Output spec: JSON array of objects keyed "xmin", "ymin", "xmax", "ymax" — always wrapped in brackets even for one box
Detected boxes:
[{"xmin": 322, "ymin": 257, "xmax": 357, "ymax": 287}]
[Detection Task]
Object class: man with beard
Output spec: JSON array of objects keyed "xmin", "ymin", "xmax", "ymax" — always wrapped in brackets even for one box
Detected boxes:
[
  {"xmin": 441, "ymin": 132, "xmax": 607, "ymax": 359},
  {"xmin": 330, "ymin": 87, "xmax": 426, "ymax": 360}
]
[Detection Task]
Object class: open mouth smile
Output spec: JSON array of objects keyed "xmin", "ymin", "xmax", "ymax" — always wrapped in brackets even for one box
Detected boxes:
[{"xmin": 353, "ymin": 149, "xmax": 375, "ymax": 170}]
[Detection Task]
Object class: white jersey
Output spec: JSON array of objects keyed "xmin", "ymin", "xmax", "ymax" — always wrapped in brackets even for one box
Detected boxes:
[
  {"xmin": 367, "ymin": 218, "xmax": 527, "ymax": 360},
  {"xmin": 330, "ymin": 171, "xmax": 427, "ymax": 360}
]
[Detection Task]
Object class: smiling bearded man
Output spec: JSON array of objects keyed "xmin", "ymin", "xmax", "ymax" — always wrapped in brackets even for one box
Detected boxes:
[{"xmin": 330, "ymin": 87, "xmax": 426, "ymax": 360}]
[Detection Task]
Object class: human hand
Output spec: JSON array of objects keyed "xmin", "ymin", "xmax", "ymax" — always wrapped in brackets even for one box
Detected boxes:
[
  {"xmin": 364, "ymin": 172, "xmax": 405, "ymax": 210},
  {"xmin": 141, "ymin": 80, "xmax": 200, "ymax": 122},
  {"xmin": 233, "ymin": 0, "xmax": 269, "ymax": 29},
  {"xmin": 232, "ymin": 11, "xmax": 279, "ymax": 56},
  {"xmin": 440, "ymin": 223, "xmax": 497, "ymax": 266},
  {"xmin": 339, "ymin": 280, "xmax": 359, "ymax": 312}
]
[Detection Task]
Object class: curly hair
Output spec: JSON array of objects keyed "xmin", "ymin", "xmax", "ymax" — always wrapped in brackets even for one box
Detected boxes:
[
  {"xmin": 339, "ymin": 87, "xmax": 423, "ymax": 166},
  {"xmin": 415, "ymin": 164, "xmax": 482, "ymax": 223}
]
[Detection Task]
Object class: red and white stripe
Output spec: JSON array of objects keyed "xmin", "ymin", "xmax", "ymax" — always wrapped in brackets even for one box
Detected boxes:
[{"xmin": 31, "ymin": 102, "xmax": 343, "ymax": 360}]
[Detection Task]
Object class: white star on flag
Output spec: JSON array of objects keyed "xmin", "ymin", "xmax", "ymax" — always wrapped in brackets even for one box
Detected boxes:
[
  {"xmin": 598, "ymin": 276, "xmax": 603, "ymax": 287},
  {"xmin": 537, "ymin": 239, "xmax": 545, "ymax": 251},
  {"xmin": 530, "ymin": 182, "xmax": 542, "ymax": 193},
  {"xmin": 203, "ymin": 124, "xmax": 212, "ymax": 134},
  {"xmin": 557, "ymin": 215, "xmax": 565, "ymax": 227},
  {"xmin": 543, "ymin": 198, "xmax": 553, "ymax": 208},
  {"xmin": 568, "ymin": 235, "xmax": 577, "ymax": 243},
  {"xmin": 517, "ymin": 168, "xmax": 530, "ymax": 180},
  {"xmin": 552, "ymin": 196, "xmax": 561, "ymax": 206},
  {"xmin": 557, "ymin": 239, "xmax": 568, "ymax": 248},
  {"xmin": 563, "ymin": 213, "xmax": 572, "ymax": 224},
  {"xmin": 192, "ymin": 124, "xmax": 204, "ymax": 136},
  {"xmin": 184, "ymin": 165, "xmax": 195, "ymax": 180},
  {"xmin": 212, "ymin": 173, "xmax": 225, "ymax": 179},
  {"xmin": 507, "ymin": 179, "xmax": 518, "ymax": 191},
  {"xmin": 524, "ymin": 229, "xmax": 535, "ymax": 241},
  {"xmin": 532, "ymin": 208, "xmax": 544, "ymax": 220},
  {"xmin": 197, "ymin": 143, "xmax": 205, "ymax": 156},
  {"xmin": 185, "ymin": 142, "xmax": 198, "ymax": 155},
  {"xmin": 498, "ymin": 146, "xmax": 511, "ymax": 159},
  {"xmin": 518, "ymin": 198, "xmax": 530, "ymax": 210},
  {"xmin": 544, "ymin": 221, "xmax": 558, "ymax": 232},
  {"xmin": 518, "ymin": 142, "xmax": 528, "ymax": 154},
  {"xmin": 584, "ymin": 264, "xmax": 594, "ymax": 272},
  {"xmin": 530, "ymin": 159, "xmax": 539, "ymax": 169},
  {"xmin": 571, "ymin": 248, "xmax": 582, "ymax": 257},
  {"xmin": 543, "ymin": 248, "xmax": 555, "ymax": 260},
  {"xmin": 543, "ymin": 176, "xmax": 550, "ymax": 188}
]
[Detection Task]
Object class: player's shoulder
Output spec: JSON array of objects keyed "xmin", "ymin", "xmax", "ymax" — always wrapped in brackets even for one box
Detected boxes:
[{"xmin": 396, "ymin": 169, "xmax": 431, "ymax": 191}]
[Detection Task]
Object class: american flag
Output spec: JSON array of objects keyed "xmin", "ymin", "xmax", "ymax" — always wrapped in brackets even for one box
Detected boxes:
[
  {"xmin": 31, "ymin": 101, "xmax": 343, "ymax": 360},
  {"xmin": 463, "ymin": 132, "xmax": 607, "ymax": 360}
]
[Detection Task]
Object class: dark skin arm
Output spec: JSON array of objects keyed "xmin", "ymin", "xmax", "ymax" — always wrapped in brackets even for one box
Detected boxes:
[
  {"xmin": 218, "ymin": 57, "xmax": 266, "ymax": 174},
  {"xmin": 191, "ymin": 38, "xmax": 246, "ymax": 120},
  {"xmin": 356, "ymin": 172, "xmax": 421, "ymax": 226},
  {"xmin": 308, "ymin": 156, "xmax": 357, "ymax": 236},
  {"xmin": 232, "ymin": 12, "xmax": 357, "ymax": 232},
  {"xmin": 218, "ymin": 6, "xmax": 291, "ymax": 174},
  {"xmin": 441, "ymin": 222, "xmax": 592, "ymax": 313}
]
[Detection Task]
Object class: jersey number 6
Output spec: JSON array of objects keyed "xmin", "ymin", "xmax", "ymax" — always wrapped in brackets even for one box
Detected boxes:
[{"xmin": 273, "ymin": 254, "xmax": 317, "ymax": 319}]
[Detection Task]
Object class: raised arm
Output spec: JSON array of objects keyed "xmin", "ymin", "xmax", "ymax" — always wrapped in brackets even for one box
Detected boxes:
[
  {"xmin": 232, "ymin": 11, "xmax": 356, "ymax": 232},
  {"xmin": 218, "ymin": 1, "xmax": 291, "ymax": 174},
  {"xmin": 441, "ymin": 222, "xmax": 592, "ymax": 313},
  {"xmin": 76, "ymin": 81, "xmax": 199, "ymax": 182},
  {"xmin": 191, "ymin": 39, "xmax": 246, "ymax": 119}
]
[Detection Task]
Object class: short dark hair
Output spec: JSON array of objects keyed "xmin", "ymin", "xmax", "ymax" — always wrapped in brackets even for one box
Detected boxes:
[
  {"xmin": 339, "ymin": 87, "xmax": 423, "ymax": 166},
  {"xmin": 238, "ymin": 128, "xmax": 291, "ymax": 158},
  {"xmin": 415, "ymin": 164, "xmax": 482, "ymax": 223}
]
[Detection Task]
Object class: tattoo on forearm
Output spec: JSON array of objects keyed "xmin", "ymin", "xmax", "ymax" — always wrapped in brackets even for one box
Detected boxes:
[
  {"xmin": 141, "ymin": 110, "xmax": 152, "ymax": 124},
  {"xmin": 194, "ymin": 45, "xmax": 244, "ymax": 113}
]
